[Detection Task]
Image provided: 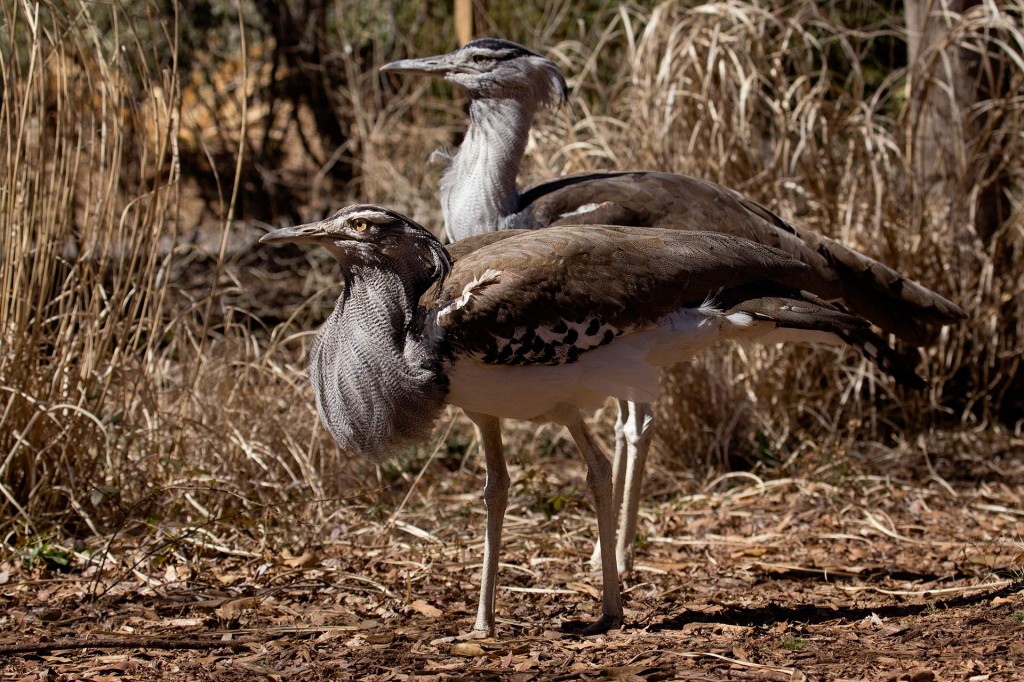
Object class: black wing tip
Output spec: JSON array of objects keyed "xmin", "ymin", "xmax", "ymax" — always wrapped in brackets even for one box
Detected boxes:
[
  {"xmin": 840, "ymin": 328, "xmax": 930, "ymax": 390},
  {"xmin": 947, "ymin": 302, "xmax": 968, "ymax": 321}
]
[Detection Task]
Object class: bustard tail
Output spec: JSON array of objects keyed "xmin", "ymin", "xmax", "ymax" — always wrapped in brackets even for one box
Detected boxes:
[
  {"xmin": 516, "ymin": 173, "xmax": 965, "ymax": 347},
  {"xmin": 718, "ymin": 284, "xmax": 927, "ymax": 389},
  {"xmin": 737, "ymin": 198, "xmax": 965, "ymax": 347}
]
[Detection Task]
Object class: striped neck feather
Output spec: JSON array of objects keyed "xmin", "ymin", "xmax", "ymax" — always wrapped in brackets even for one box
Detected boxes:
[
  {"xmin": 309, "ymin": 268, "xmax": 448, "ymax": 460},
  {"xmin": 440, "ymin": 97, "xmax": 536, "ymax": 241}
]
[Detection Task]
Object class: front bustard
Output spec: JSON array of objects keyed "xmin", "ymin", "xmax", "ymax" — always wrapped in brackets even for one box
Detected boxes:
[{"xmin": 262, "ymin": 204, "xmax": 943, "ymax": 636}]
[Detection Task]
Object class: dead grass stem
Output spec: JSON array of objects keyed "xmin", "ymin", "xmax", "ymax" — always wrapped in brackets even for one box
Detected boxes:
[{"xmin": 2, "ymin": 0, "xmax": 1021, "ymax": 552}]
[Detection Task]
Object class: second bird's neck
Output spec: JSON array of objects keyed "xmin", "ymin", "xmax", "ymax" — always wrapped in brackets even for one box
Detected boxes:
[{"xmin": 440, "ymin": 96, "xmax": 537, "ymax": 241}]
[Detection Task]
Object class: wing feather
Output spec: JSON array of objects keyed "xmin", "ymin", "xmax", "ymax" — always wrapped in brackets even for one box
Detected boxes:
[
  {"xmin": 433, "ymin": 225, "xmax": 808, "ymax": 361},
  {"xmin": 517, "ymin": 171, "xmax": 964, "ymax": 344}
]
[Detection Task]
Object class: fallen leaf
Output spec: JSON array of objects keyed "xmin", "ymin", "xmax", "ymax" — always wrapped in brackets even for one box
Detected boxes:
[
  {"xmin": 450, "ymin": 642, "xmax": 486, "ymax": 657},
  {"xmin": 566, "ymin": 582, "xmax": 600, "ymax": 599},
  {"xmin": 215, "ymin": 596, "xmax": 260, "ymax": 620},
  {"xmin": 410, "ymin": 599, "xmax": 442, "ymax": 618},
  {"xmin": 905, "ymin": 671, "xmax": 937, "ymax": 682},
  {"xmin": 604, "ymin": 665, "xmax": 651, "ymax": 680},
  {"xmin": 87, "ymin": 658, "xmax": 139, "ymax": 674},
  {"xmin": 730, "ymin": 546, "xmax": 770, "ymax": 559},
  {"xmin": 641, "ymin": 560, "xmax": 695, "ymax": 571},
  {"xmin": 280, "ymin": 550, "xmax": 317, "ymax": 568},
  {"xmin": 514, "ymin": 657, "xmax": 540, "ymax": 671}
]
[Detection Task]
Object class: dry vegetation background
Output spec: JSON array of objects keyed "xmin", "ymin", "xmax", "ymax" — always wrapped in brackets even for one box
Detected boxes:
[{"xmin": 1, "ymin": 0, "xmax": 1023, "ymax": 672}]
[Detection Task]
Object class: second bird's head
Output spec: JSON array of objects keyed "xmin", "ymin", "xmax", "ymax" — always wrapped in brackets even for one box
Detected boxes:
[
  {"xmin": 381, "ymin": 38, "xmax": 568, "ymax": 107},
  {"xmin": 260, "ymin": 205, "xmax": 451, "ymax": 286}
]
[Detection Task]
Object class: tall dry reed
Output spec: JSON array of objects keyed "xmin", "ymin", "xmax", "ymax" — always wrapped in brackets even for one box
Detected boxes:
[
  {"xmin": 0, "ymin": 0, "xmax": 182, "ymax": 535},
  {"xmin": 3, "ymin": 0, "xmax": 1021, "ymax": 543},
  {"xmin": 0, "ymin": 1, "xmax": 369, "ymax": 548},
  {"xmin": 509, "ymin": 1, "xmax": 1023, "ymax": 469}
]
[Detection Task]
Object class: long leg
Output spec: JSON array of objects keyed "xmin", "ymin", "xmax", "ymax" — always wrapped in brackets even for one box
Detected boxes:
[
  {"xmin": 612, "ymin": 401, "xmax": 629, "ymax": 520},
  {"xmin": 563, "ymin": 408, "xmax": 624, "ymax": 634},
  {"xmin": 590, "ymin": 400, "xmax": 630, "ymax": 570},
  {"xmin": 591, "ymin": 400, "xmax": 653, "ymax": 574},
  {"xmin": 616, "ymin": 402, "xmax": 654, "ymax": 572},
  {"xmin": 464, "ymin": 410, "xmax": 509, "ymax": 637}
]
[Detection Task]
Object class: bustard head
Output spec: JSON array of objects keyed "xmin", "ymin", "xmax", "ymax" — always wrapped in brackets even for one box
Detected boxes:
[
  {"xmin": 261, "ymin": 204, "xmax": 450, "ymax": 289},
  {"xmin": 261, "ymin": 205, "xmax": 452, "ymax": 461},
  {"xmin": 381, "ymin": 38, "xmax": 567, "ymax": 107}
]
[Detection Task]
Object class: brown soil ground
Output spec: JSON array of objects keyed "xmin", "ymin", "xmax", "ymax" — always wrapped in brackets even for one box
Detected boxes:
[{"xmin": 2, "ymin": 434, "xmax": 1022, "ymax": 681}]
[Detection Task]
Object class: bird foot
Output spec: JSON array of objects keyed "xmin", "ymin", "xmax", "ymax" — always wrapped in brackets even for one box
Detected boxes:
[{"xmin": 560, "ymin": 613, "xmax": 623, "ymax": 636}]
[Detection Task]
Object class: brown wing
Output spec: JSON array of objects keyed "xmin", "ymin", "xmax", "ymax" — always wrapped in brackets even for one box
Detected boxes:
[
  {"xmin": 444, "ymin": 230, "xmax": 529, "ymax": 261},
  {"xmin": 432, "ymin": 225, "xmax": 808, "ymax": 363},
  {"xmin": 518, "ymin": 171, "xmax": 965, "ymax": 345}
]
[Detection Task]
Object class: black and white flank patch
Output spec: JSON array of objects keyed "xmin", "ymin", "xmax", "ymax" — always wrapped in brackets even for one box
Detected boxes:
[{"xmin": 476, "ymin": 316, "xmax": 625, "ymax": 366}]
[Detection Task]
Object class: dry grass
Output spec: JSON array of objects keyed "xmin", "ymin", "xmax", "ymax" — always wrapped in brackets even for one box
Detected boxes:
[
  {"xmin": 0, "ymin": 0, "xmax": 182, "ymax": 534},
  {"xmin": 1, "ymin": 0, "xmax": 1022, "ymax": 557},
  {"xmin": 525, "ymin": 0, "xmax": 1024, "ymax": 468},
  {"xmin": 0, "ymin": 0, "xmax": 378, "ymax": 546}
]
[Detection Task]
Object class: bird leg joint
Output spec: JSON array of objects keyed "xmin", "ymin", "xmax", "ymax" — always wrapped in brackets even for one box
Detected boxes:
[{"xmin": 482, "ymin": 469, "xmax": 510, "ymax": 507}]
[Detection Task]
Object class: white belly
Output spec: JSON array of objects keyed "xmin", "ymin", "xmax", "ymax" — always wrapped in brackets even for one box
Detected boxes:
[
  {"xmin": 447, "ymin": 360, "xmax": 610, "ymax": 421},
  {"xmin": 447, "ymin": 309, "xmax": 724, "ymax": 421}
]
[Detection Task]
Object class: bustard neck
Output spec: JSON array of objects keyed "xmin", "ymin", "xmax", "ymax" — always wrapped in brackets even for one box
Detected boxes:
[
  {"xmin": 440, "ymin": 97, "xmax": 537, "ymax": 241},
  {"xmin": 309, "ymin": 267, "xmax": 448, "ymax": 460}
]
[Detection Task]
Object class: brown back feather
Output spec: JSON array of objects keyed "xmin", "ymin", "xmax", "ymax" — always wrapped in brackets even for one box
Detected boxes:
[
  {"xmin": 520, "ymin": 171, "xmax": 965, "ymax": 345},
  {"xmin": 433, "ymin": 225, "xmax": 808, "ymax": 359}
]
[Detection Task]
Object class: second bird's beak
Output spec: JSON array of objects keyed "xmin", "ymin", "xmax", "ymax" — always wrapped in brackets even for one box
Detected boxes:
[
  {"xmin": 380, "ymin": 54, "xmax": 453, "ymax": 78},
  {"xmin": 260, "ymin": 222, "xmax": 329, "ymax": 245}
]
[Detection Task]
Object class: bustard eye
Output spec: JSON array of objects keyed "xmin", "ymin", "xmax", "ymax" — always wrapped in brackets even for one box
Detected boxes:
[
  {"xmin": 473, "ymin": 54, "xmax": 489, "ymax": 64},
  {"xmin": 353, "ymin": 219, "xmax": 369, "ymax": 233}
]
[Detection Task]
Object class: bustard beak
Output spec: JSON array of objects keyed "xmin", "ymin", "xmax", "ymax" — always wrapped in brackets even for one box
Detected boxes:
[
  {"xmin": 380, "ymin": 54, "xmax": 453, "ymax": 78},
  {"xmin": 260, "ymin": 222, "xmax": 331, "ymax": 245}
]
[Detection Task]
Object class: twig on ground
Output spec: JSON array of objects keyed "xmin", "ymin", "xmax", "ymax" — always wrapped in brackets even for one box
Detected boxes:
[{"xmin": 0, "ymin": 635, "xmax": 262, "ymax": 657}]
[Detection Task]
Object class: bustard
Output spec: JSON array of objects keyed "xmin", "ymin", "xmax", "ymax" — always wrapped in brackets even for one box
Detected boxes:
[
  {"xmin": 381, "ymin": 38, "xmax": 966, "ymax": 572},
  {"xmin": 261, "ymin": 204, "xmax": 929, "ymax": 636}
]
